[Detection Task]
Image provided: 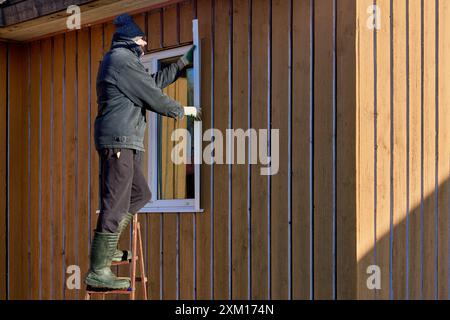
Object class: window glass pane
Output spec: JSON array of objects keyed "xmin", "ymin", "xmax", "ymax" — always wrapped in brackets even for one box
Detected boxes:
[{"xmin": 156, "ymin": 59, "xmax": 195, "ymax": 200}]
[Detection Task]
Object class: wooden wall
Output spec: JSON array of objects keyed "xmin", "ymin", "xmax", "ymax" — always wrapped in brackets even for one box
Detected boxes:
[
  {"xmin": 1, "ymin": 0, "xmax": 447, "ymax": 301},
  {"xmin": 0, "ymin": 41, "xmax": 7, "ymax": 300},
  {"xmin": 193, "ymin": 0, "xmax": 357, "ymax": 300},
  {"xmin": 356, "ymin": 0, "xmax": 450, "ymax": 299},
  {"xmin": 2, "ymin": 0, "xmax": 356, "ymax": 300}
]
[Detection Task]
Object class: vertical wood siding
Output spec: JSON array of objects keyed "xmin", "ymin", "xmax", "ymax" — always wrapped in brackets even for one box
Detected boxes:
[
  {"xmin": 1, "ymin": 0, "xmax": 448, "ymax": 300},
  {"xmin": 9, "ymin": 43, "xmax": 30, "ymax": 300},
  {"xmin": 0, "ymin": 42, "xmax": 7, "ymax": 300},
  {"xmin": 336, "ymin": 0, "xmax": 358, "ymax": 300},
  {"xmin": 356, "ymin": 0, "xmax": 450, "ymax": 299}
]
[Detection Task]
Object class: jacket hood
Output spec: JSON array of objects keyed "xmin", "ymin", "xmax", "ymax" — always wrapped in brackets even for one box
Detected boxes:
[{"xmin": 110, "ymin": 33, "xmax": 143, "ymax": 58}]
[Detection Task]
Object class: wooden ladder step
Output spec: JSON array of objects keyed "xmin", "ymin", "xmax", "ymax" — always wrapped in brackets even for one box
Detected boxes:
[
  {"xmin": 111, "ymin": 258, "xmax": 138, "ymax": 266},
  {"xmin": 135, "ymin": 277, "xmax": 148, "ymax": 282},
  {"xmin": 86, "ymin": 286, "xmax": 132, "ymax": 294}
]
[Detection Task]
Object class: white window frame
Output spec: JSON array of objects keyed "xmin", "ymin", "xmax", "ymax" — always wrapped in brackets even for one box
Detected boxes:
[{"xmin": 139, "ymin": 20, "xmax": 203, "ymax": 213}]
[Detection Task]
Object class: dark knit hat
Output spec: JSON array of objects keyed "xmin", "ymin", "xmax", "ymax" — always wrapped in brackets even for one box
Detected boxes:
[{"xmin": 113, "ymin": 13, "xmax": 145, "ymax": 40}]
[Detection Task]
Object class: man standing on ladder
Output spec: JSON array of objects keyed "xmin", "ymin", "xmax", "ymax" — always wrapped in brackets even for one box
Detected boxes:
[{"xmin": 85, "ymin": 13, "xmax": 201, "ymax": 290}]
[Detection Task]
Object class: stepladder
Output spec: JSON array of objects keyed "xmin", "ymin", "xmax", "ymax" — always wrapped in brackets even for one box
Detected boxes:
[{"xmin": 85, "ymin": 213, "xmax": 148, "ymax": 300}]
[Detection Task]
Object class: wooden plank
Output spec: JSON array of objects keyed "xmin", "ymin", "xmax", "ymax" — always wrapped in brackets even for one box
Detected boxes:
[
  {"xmin": 392, "ymin": 0, "xmax": 408, "ymax": 300},
  {"xmin": 162, "ymin": 210, "xmax": 178, "ymax": 298},
  {"xmin": 375, "ymin": 0, "xmax": 392, "ymax": 300},
  {"xmin": 196, "ymin": 0, "xmax": 213, "ymax": 300},
  {"xmin": 314, "ymin": 0, "xmax": 334, "ymax": 300},
  {"xmin": 250, "ymin": 0, "xmax": 269, "ymax": 300},
  {"xmin": 162, "ymin": 85, "xmax": 177, "ymax": 300},
  {"xmin": 177, "ymin": 78, "xmax": 194, "ymax": 300},
  {"xmin": 230, "ymin": 0, "xmax": 249, "ymax": 300},
  {"xmin": 1, "ymin": 0, "xmax": 93, "ymax": 26},
  {"xmin": 1, "ymin": 0, "xmax": 40, "ymax": 27},
  {"xmin": 52, "ymin": 34, "xmax": 65, "ymax": 300},
  {"xmin": 336, "ymin": 0, "xmax": 358, "ymax": 300},
  {"xmin": 25, "ymin": 44, "xmax": 33, "ymax": 300},
  {"xmin": 89, "ymin": 24, "xmax": 102, "ymax": 269},
  {"xmin": 148, "ymin": 9, "xmax": 163, "ymax": 51},
  {"xmin": 103, "ymin": 21, "xmax": 115, "ymax": 55},
  {"xmin": 64, "ymin": 31, "xmax": 78, "ymax": 300},
  {"xmin": 408, "ymin": 0, "xmax": 422, "ymax": 300},
  {"xmin": 292, "ymin": 0, "xmax": 313, "ymax": 300},
  {"xmin": 271, "ymin": 0, "xmax": 289, "ymax": 300},
  {"xmin": 179, "ymin": 208, "xmax": 194, "ymax": 299},
  {"xmin": 147, "ymin": 213, "xmax": 161, "ymax": 299},
  {"xmin": 133, "ymin": 12, "xmax": 146, "ymax": 40},
  {"xmin": 29, "ymin": 40, "xmax": 42, "ymax": 300},
  {"xmin": 0, "ymin": 0, "xmax": 175, "ymax": 42},
  {"xmin": 437, "ymin": 0, "xmax": 450, "ymax": 300},
  {"xmin": 423, "ymin": 0, "xmax": 437, "ymax": 300},
  {"xmin": 163, "ymin": 4, "xmax": 179, "ymax": 47},
  {"xmin": 41, "ymin": 37, "xmax": 53, "ymax": 300},
  {"xmin": 1, "ymin": 0, "xmax": 23, "ymax": 4},
  {"xmin": 144, "ymin": 39, "xmax": 161, "ymax": 297},
  {"xmin": 179, "ymin": 0, "xmax": 194, "ymax": 44},
  {"xmin": 356, "ymin": 0, "xmax": 375, "ymax": 300},
  {"xmin": 213, "ymin": 0, "xmax": 231, "ymax": 300},
  {"xmin": 144, "ymin": 49, "xmax": 161, "ymax": 299},
  {"xmin": 8, "ymin": 43, "xmax": 30, "ymax": 299},
  {"xmin": 0, "ymin": 42, "xmax": 6, "ymax": 300},
  {"xmin": 77, "ymin": 27, "xmax": 91, "ymax": 301}
]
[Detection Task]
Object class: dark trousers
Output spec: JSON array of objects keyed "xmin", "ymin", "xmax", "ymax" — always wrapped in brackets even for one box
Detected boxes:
[{"xmin": 96, "ymin": 148, "xmax": 152, "ymax": 233}]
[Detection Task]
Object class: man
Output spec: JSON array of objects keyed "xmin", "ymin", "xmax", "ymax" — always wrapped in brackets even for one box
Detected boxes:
[{"xmin": 85, "ymin": 13, "xmax": 201, "ymax": 290}]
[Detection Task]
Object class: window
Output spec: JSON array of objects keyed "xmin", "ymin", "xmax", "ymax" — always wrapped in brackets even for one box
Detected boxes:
[{"xmin": 139, "ymin": 21, "xmax": 202, "ymax": 213}]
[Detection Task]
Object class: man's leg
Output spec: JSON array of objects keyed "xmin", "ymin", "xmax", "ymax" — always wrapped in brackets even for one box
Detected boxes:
[
  {"xmin": 85, "ymin": 148, "xmax": 134, "ymax": 289},
  {"xmin": 97, "ymin": 148, "xmax": 134, "ymax": 232},
  {"xmin": 129, "ymin": 150, "xmax": 152, "ymax": 214},
  {"xmin": 111, "ymin": 149, "xmax": 151, "ymax": 262}
]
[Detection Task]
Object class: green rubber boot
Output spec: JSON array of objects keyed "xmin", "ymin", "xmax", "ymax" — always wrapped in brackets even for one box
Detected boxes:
[
  {"xmin": 112, "ymin": 212, "xmax": 134, "ymax": 262},
  {"xmin": 85, "ymin": 231, "xmax": 131, "ymax": 290}
]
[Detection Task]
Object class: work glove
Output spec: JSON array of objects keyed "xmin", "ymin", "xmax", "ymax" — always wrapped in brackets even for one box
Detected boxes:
[
  {"xmin": 183, "ymin": 106, "xmax": 202, "ymax": 121},
  {"xmin": 180, "ymin": 45, "xmax": 196, "ymax": 67}
]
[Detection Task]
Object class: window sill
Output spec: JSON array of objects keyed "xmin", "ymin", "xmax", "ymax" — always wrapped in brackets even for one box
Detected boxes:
[{"xmin": 139, "ymin": 200, "xmax": 204, "ymax": 213}]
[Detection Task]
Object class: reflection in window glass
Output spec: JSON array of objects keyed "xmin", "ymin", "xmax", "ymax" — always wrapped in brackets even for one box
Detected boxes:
[{"xmin": 156, "ymin": 60, "xmax": 195, "ymax": 200}]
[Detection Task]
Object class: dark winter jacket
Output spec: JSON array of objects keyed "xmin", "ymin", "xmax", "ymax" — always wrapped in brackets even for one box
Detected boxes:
[{"xmin": 94, "ymin": 34, "xmax": 186, "ymax": 152}]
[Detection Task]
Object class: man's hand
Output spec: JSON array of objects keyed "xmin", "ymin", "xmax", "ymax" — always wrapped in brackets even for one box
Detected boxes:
[
  {"xmin": 183, "ymin": 106, "xmax": 202, "ymax": 121},
  {"xmin": 181, "ymin": 45, "xmax": 196, "ymax": 67}
]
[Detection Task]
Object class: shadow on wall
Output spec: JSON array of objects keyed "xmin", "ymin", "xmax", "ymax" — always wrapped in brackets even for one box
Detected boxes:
[{"xmin": 358, "ymin": 175, "xmax": 450, "ymax": 300}]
